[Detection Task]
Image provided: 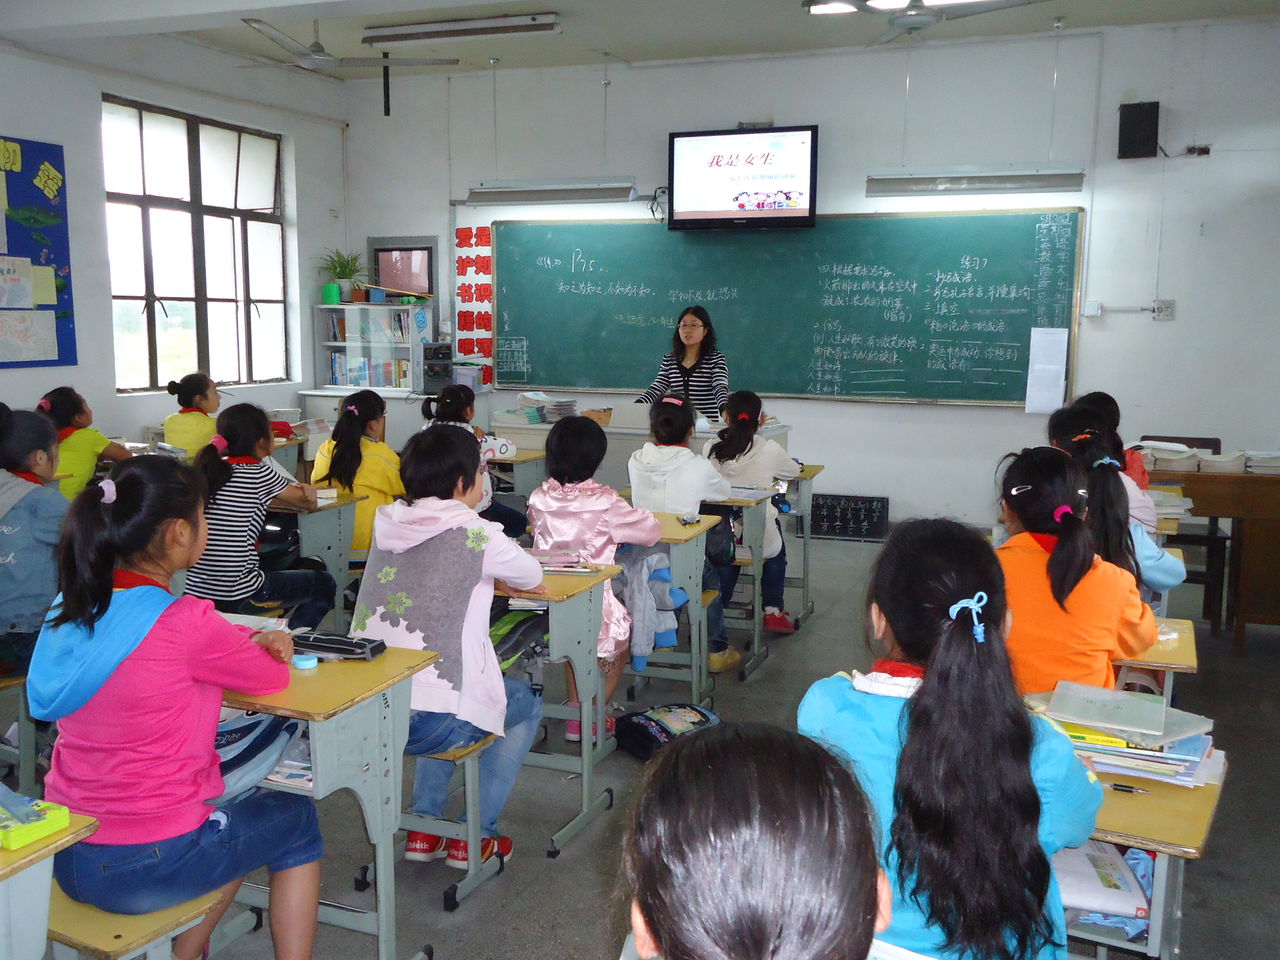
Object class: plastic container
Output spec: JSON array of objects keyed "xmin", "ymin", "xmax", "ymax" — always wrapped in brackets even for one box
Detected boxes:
[
  {"xmin": 320, "ymin": 282, "xmax": 341, "ymax": 305},
  {"xmin": 454, "ymin": 365, "xmax": 483, "ymax": 391}
]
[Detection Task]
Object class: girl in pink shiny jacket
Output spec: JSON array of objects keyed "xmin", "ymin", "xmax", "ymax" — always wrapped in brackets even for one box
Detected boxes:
[{"xmin": 527, "ymin": 416, "xmax": 663, "ymax": 741}]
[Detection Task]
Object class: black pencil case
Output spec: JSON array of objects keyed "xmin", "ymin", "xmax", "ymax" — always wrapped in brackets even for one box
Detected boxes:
[{"xmin": 293, "ymin": 633, "xmax": 386, "ymax": 661}]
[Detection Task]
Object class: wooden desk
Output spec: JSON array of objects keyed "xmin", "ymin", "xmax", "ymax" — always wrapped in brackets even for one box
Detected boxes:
[
  {"xmin": 1115, "ymin": 617, "xmax": 1196, "ymax": 704},
  {"xmin": 0, "ymin": 813, "xmax": 97, "ymax": 960},
  {"xmin": 1148, "ymin": 469, "xmax": 1280, "ymax": 651},
  {"xmin": 0, "ymin": 676, "xmax": 37, "ymax": 796},
  {"xmin": 491, "ymin": 449, "xmax": 547, "ymax": 500},
  {"xmin": 624, "ymin": 514, "xmax": 720, "ymax": 707},
  {"xmin": 1072, "ymin": 770, "xmax": 1225, "ymax": 960},
  {"xmin": 785, "ymin": 463, "xmax": 824, "ymax": 625},
  {"xmin": 271, "ymin": 492, "xmax": 365, "ymax": 632},
  {"xmin": 499, "ymin": 566, "xmax": 621, "ymax": 856},
  {"xmin": 215, "ymin": 649, "xmax": 436, "ymax": 960}
]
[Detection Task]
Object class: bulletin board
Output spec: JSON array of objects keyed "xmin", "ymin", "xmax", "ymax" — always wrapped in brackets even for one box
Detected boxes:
[{"xmin": 0, "ymin": 135, "xmax": 77, "ymax": 368}]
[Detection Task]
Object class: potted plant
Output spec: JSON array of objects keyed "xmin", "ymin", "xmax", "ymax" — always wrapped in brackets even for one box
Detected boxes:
[{"xmin": 319, "ymin": 249, "xmax": 367, "ymax": 303}]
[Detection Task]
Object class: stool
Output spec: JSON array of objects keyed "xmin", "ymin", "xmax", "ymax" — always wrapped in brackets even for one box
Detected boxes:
[
  {"xmin": 355, "ymin": 734, "xmax": 500, "ymax": 912},
  {"xmin": 47, "ymin": 882, "xmax": 222, "ymax": 960},
  {"xmin": 0, "ymin": 676, "xmax": 38, "ymax": 795}
]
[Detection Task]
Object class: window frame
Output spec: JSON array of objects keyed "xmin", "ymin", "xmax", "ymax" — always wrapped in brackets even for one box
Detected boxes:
[{"xmin": 103, "ymin": 94, "xmax": 290, "ymax": 392}]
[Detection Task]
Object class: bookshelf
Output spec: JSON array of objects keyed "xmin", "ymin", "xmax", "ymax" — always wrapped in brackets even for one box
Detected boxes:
[{"xmin": 315, "ymin": 303, "xmax": 416, "ymax": 391}]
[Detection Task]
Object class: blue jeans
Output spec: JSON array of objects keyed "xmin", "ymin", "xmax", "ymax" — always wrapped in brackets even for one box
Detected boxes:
[
  {"xmin": 53, "ymin": 789, "xmax": 322, "ymax": 915},
  {"xmin": 717, "ymin": 524, "xmax": 788, "ymax": 612},
  {"xmin": 481, "ymin": 499, "xmax": 529, "ymax": 540},
  {"xmin": 243, "ymin": 568, "xmax": 337, "ymax": 629},
  {"xmin": 702, "ymin": 561, "xmax": 728, "ymax": 653},
  {"xmin": 405, "ymin": 676, "xmax": 542, "ymax": 836}
]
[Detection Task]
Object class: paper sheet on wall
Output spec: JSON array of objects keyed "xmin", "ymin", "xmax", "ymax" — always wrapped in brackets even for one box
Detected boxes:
[
  {"xmin": 0, "ymin": 172, "xmax": 7, "ymax": 255},
  {"xmin": 0, "ymin": 255, "xmax": 34, "ymax": 309},
  {"xmin": 0, "ymin": 310, "xmax": 58, "ymax": 362},
  {"xmin": 31, "ymin": 265, "xmax": 56, "ymax": 305},
  {"xmin": 1024, "ymin": 326, "xmax": 1068, "ymax": 414}
]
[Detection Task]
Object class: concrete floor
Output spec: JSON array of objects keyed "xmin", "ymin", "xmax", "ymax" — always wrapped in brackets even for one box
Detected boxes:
[{"xmin": 10, "ymin": 535, "xmax": 1272, "ymax": 960}]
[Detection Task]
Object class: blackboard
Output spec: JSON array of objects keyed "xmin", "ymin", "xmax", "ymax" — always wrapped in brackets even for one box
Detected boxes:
[
  {"xmin": 493, "ymin": 209, "xmax": 1081, "ymax": 404},
  {"xmin": 808, "ymin": 494, "xmax": 889, "ymax": 542}
]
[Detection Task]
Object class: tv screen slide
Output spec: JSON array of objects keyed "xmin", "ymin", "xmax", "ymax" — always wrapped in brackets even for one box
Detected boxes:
[{"xmin": 669, "ymin": 126, "xmax": 817, "ymax": 229}]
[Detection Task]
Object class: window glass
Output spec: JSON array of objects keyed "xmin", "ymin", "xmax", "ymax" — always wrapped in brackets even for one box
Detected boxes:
[
  {"xmin": 250, "ymin": 303, "xmax": 287, "ymax": 380},
  {"xmin": 199, "ymin": 125, "xmax": 238, "ymax": 208},
  {"xmin": 155, "ymin": 300, "xmax": 198, "ymax": 386},
  {"xmin": 203, "ymin": 215, "xmax": 240, "ymax": 300},
  {"xmin": 238, "ymin": 134, "xmax": 279, "ymax": 211},
  {"xmin": 141, "ymin": 111, "xmax": 190, "ymax": 200},
  {"xmin": 148, "ymin": 208, "xmax": 195, "ymax": 298},
  {"xmin": 111, "ymin": 299, "xmax": 150, "ymax": 389},
  {"xmin": 246, "ymin": 220, "xmax": 284, "ymax": 301},
  {"xmin": 207, "ymin": 301, "xmax": 242, "ymax": 383},
  {"xmin": 105, "ymin": 203, "xmax": 145, "ymax": 296},
  {"xmin": 101, "ymin": 102, "xmax": 143, "ymax": 195}
]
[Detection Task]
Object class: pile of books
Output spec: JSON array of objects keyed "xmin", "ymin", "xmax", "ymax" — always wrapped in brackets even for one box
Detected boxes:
[
  {"xmin": 1245, "ymin": 450, "xmax": 1280, "ymax": 475},
  {"xmin": 519, "ymin": 391, "xmax": 577, "ymax": 421},
  {"xmin": 1026, "ymin": 682, "xmax": 1225, "ymax": 788},
  {"xmin": 1198, "ymin": 451, "xmax": 1246, "ymax": 473},
  {"xmin": 1148, "ymin": 488, "xmax": 1193, "ymax": 520},
  {"xmin": 492, "ymin": 407, "xmax": 546, "ymax": 427}
]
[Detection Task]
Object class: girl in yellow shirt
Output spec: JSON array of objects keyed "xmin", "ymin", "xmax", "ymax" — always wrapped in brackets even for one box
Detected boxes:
[
  {"xmin": 162, "ymin": 372, "xmax": 220, "ymax": 459},
  {"xmin": 312, "ymin": 390, "xmax": 404, "ymax": 569},
  {"xmin": 38, "ymin": 387, "xmax": 131, "ymax": 499}
]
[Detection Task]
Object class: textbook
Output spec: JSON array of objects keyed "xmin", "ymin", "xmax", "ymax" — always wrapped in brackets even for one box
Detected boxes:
[
  {"xmin": 1047, "ymin": 682, "xmax": 1167, "ymax": 736},
  {"xmin": 1054, "ymin": 841, "xmax": 1150, "ymax": 919}
]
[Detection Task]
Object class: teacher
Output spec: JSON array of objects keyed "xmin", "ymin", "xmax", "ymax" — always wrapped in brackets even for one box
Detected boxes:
[{"xmin": 636, "ymin": 305, "xmax": 730, "ymax": 419}]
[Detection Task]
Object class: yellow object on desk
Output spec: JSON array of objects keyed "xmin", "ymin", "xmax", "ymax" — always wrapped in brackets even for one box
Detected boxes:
[{"xmin": 0, "ymin": 799, "xmax": 69, "ymax": 851}]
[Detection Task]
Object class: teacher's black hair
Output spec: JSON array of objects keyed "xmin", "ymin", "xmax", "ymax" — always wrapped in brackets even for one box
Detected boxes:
[
  {"xmin": 668, "ymin": 305, "xmax": 717, "ymax": 359},
  {"xmin": 546, "ymin": 416, "xmax": 607, "ymax": 484}
]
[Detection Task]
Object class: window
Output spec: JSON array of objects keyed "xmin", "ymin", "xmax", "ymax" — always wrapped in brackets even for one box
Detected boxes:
[{"xmin": 101, "ymin": 96, "xmax": 288, "ymax": 390}]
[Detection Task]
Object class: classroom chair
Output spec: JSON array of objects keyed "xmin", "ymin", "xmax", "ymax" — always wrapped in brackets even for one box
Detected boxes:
[
  {"xmin": 355, "ymin": 734, "xmax": 501, "ymax": 912},
  {"xmin": 1142, "ymin": 434, "xmax": 1231, "ymax": 633},
  {"xmin": 47, "ymin": 881, "xmax": 223, "ymax": 960},
  {"xmin": 0, "ymin": 675, "xmax": 38, "ymax": 796}
]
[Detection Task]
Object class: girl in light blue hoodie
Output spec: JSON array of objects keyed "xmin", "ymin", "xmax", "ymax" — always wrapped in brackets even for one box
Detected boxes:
[{"xmin": 0, "ymin": 403, "xmax": 67, "ymax": 675}]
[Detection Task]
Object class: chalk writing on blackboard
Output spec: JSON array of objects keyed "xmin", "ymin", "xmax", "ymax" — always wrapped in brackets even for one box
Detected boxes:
[
  {"xmin": 808, "ymin": 494, "xmax": 889, "ymax": 541},
  {"xmin": 496, "ymin": 337, "xmax": 530, "ymax": 382}
]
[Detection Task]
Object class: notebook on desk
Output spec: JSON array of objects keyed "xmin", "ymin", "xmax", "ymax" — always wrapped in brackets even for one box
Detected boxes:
[{"xmin": 608, "ymin": 403, "xmax": 653, "ymax": 429}]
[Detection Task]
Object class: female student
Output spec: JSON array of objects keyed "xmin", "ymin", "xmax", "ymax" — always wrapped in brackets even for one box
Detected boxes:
[
  {"xmin": 185, "ymin": 404, "xmax": 334, "ymax": 629},
  {"xmin": 312, "ymin": 390, "xmax": 405, "ymax": 568},
  {"xmin": 1048, "ymin": 405, "xmax": 1156, "ymax": 534},
  {"xmin": 624, "ymin": 722, "xmax": 892, "ymax": 960},
  {"xmin": 703, "ymin": 390, "xmax": 801, "ymax": 633},
  {"xmin": 1073, "ymin": 390, "xmax": 1149, "ymax": 489},
  {"xmin": 421, "ymin": 384, "xmax": 525, "ymax": 539},
  {"xmin": 997, "ymin": 446, "xmax": 1156, "ymax": 694},
  {"xmin": 628, "ymin": 397, "xmax": 737, "ymax": 673},
  {"xmin": 27, "ymin": 456, "xmax": 321, "ymax": 960},
  {"xmin": 799, "ymin": 518, "xmax": 1102, "ymax": 960},
  {"xmin": 37, "ymin": 386, "xmax": 132, "ymax": 499},
  {"xmin": 163, "ymin": 372, "xmax": 221, "ymax": 458},
  {"xmin": 0, "ymin": 404, "xmax": 67, "ymax": 675},
  {"xmin": 1059, "ymin": 429, "xmax": 1186, "ymax": 596},
  {"xmin": 528, "ymin": 416, "xmax": 663, "ymax": 740},
  {"xmin": 637, "ymin": 305, "xmax": 731, "ymax": 420},
  {"xmin": 352, "ymin": 426, "xmax": 544, "ymax": 867}
]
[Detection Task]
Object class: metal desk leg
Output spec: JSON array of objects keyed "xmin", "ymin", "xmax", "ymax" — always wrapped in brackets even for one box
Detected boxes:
[
  {"xmin": 512, "ymin": 459, "xmax": 546, "ymax": 500},
  {"xmin": 296, "ymin": 504, "xmax": 353, "ymax": 633},
  {"xmin": 522, "ymin": 585, "xmax": 615, "ymax": 855},
  {"xmin": 232, "ymin": 683, "xmax": 412, "ymax": 960},
  {"xmin": 738, "ymin": 502, "xmax": 769, "ymax": 680}
]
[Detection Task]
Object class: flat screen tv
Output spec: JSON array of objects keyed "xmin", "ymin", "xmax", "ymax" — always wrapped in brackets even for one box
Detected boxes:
[{"xmin": 668, "ymin": 125, "xmax": 818, "ymax": 230}]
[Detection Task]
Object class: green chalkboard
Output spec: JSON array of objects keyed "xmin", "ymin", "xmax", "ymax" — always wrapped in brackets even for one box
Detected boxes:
[{"xmin": 493, "ymin": 209, "xmax": 1081, "ymax": 404}]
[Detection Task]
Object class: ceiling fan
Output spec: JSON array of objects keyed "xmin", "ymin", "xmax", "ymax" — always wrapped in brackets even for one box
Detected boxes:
[
  {"xmin": 849, "ymin": 0, "xmax": 1053, "ymax": 45},
  {"xmin": 242, "ymin": 18, "xmax": 459, "ymax": 73}
]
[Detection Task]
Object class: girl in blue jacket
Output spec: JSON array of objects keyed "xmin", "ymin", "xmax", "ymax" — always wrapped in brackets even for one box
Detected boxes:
[
  {"xmin": 0, "ymin": 403, "xmax": 68, "ymax": 675},
  {"xmin": 799, "ymin": 518, "xmax": 1102, "ymax": 960}
]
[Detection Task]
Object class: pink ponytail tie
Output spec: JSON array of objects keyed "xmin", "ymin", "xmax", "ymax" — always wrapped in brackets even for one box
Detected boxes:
[
  {"xmin": 99, "ymin": 478, "xmax": 117, "ymax": 505},
  {"xmin": 346, "ymin": 405, "xmax": 359, "ymax": 414},
  {"xmin": 210, "ymin": 434, "xmax": 229, "ymax": 453},
  {"xmin": 661, "ymin": 397, "xmax": 684, "ymax": 406},
  {"xmin": 37, "ymin": 398, "xmax": 51, "ymax": 412},
  {"xmin": 1053, "ymin": 504, "xmax": 1074, "ymax": 524}
]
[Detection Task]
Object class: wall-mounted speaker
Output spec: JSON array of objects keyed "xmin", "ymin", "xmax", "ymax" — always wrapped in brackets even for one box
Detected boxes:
[{"xmin": 1118, "ymin": 101, "xmax": 1159, "ymax": 159}]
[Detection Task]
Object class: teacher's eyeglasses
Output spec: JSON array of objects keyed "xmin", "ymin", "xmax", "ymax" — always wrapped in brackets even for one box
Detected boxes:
[{"xmin": 678, "ymin": 321, "xmax": 704, "ymax": 330}]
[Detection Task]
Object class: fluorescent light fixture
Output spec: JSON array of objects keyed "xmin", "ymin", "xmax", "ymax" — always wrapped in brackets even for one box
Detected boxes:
[
  {"xmin": 363, "ymin": 14, "xmax": 561, "ymax": 46},
  {"xmin": 464, "ymin": 178, "xmax": 638, "ymax": 205},
  {"xmin": 803, "ymin": 0, "xmax": 1006, "ymax": 12},
  {"xmin": 803, "ymin": 1, "xmax": 859, "ymax": 12},
  {"xmin": 865, "ymin": 165, "xmax": 1085, "ymax": 197}
]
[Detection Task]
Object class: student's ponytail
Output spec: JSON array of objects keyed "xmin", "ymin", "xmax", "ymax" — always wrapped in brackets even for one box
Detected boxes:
[
  {"xmin": 52, "ymin": 456, "xmax": 206, "ymax": 628},
  {"xmin": 421, "ymin": 384, "xmax": 475, "ymax": 423},
  {"xmin": 316, "ymin": 390, "xmax": 385, "ymax": 490},
  {"xmin": 36, "ymin": 386, "xmax": 85, "ymax": 430},
  {"xmin": 193, "ymin": 403, "xmax": 271, "ymax": 499},
  {"xmin": 871, "ymin": 519, "xmax": 1053, "ymax": 960},
  {"xmin": 1001, "ymin": 447, "xmax": 1092, "ymax": 609},
  {"xmin": 0, "ymin": 403, "xmax": 57, "ymax": 471},
  {"xmin": 648, "ymin": 395, "xmax": 695, "ymax": 446},
  {"xmin": 1061, "ymin": 429, "xmax": 1139, "ymax": 582},
  {"xmin": 709, "ymin": 390, "xmax": 761, "ymax": 463}
]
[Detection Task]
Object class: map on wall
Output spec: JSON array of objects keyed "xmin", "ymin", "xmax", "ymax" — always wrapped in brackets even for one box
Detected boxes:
[{"xmin": 0, "ymin": 135, "xmax": 77, "ymax": 368}]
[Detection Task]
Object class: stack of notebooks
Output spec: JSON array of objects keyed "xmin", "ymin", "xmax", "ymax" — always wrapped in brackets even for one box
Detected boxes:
[
  {"xmin": 1026, "ymin": 682, "xmax": 1225, "ymax": 788},
  {"xmin": 492, "ymin": 407, "xmax": 546, "ymax": 427},
  {"xmin": 519, "ymin": 391, "xmax": 577, "ymax": 421},
  {"xmin": 1199, "ymin": 451, "xmax": 1247, "ymax": 473},
  {"xmin": 1148, "ymin": 488, "xmax": 1193, "ymax": 520},
  {"xmin": 1245, "ymin": 450, "xmax": 1280, "ymax": 475}
]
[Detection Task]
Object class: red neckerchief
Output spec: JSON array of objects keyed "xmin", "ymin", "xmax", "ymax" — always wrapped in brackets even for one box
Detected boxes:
[
  {"xmin": 871, "ymin": 658, "xmax": 925, "ymax": 679},
  {"xmin": 113, "ymin": 570, "xmax": 168, "ymax": 591},
  {"xmin": 57, "ymin": 426, "xmax": 79, "ymax": 442},
  {"xmin": 226, "ymin": 456, "xmax": 261, "ymax": 465},
  {"xmin": 1029, "ymin": 532, "xmax": 1059, "ymax": 553},
  {"xmin": 179, "ymin": 407, "xmax": 203, "ymax": 415},
  {"xmin": 10, "ymin": 470, "xmax": 42, "ymax": 485}
]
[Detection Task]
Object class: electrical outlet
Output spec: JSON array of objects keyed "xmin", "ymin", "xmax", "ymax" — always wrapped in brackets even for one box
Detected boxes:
[
  {"xmin": 1185, "ymin": 144, "xmax": 1212, "ymax": 156},
  {"xmin": 1082, "ymin": 299, "xmax": 1103, "ymax": 317},
  {"xmin": 1152, "ymin": 299, "xmax": 1175, "ymax": 321}
]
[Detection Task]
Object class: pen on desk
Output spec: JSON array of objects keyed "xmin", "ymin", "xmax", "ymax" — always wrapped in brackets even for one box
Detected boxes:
[{"xmin": 1106, "ymin": 783, "xmax": 1149, "ymax": 794}]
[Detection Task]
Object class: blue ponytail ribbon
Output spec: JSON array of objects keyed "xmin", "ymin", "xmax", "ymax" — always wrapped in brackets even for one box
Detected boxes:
[
  {"xmin": 1093, "ymin": 457, "xmax": 1122, "ymax": 469},
  {"xmin": 948, "ymin": 591, "xmax": 988, "ymax": 644}
]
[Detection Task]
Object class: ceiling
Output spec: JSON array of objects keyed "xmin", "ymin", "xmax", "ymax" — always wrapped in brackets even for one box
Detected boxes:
[{"xmin": 5, "ymin": 0, "xmax": 1279, "ymax": 80}]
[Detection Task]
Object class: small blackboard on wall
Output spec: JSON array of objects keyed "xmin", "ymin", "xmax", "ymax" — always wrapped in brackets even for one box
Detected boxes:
[{"xmin": 808, "ymin": 494, "xmax": 889, "ymax": 542}]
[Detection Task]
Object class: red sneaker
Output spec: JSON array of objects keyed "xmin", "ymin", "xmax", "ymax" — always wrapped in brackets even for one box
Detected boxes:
[
  {"xmin": 404, "ymin": 831, "xmax": 447, "ymax": 862},
  {"xmin": 764, "ymin": 611, "xmax": 797, "ymax": 634},
  {"xmin": 445, "ymin": 835, "xmax": 513, "ymax": 869}
]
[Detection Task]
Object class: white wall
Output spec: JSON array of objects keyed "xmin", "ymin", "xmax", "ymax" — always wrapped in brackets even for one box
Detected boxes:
[{"xmin": 0, "ymin": 34, "xmax": 349, "ymax": 438}]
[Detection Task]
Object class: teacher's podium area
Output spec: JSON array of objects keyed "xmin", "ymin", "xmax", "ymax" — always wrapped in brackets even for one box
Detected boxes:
[{"xmin": 2, "ymin": 539, "xmax": 1274, "ymax": 960}]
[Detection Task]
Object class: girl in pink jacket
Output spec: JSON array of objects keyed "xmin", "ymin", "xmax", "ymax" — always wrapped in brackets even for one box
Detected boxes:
[{"xmin": 528, "ymin": 416, "xmax": 662, "ymax": 741}]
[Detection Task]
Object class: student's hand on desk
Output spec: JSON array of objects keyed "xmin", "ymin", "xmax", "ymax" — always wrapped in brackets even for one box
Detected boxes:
[
  {"xmin": 296, "ymin": 483, "xmax": 319, "ymax": 508},
  {"xmin": 496, "ymin": 579, "xmax": 549, "ymax": 596},
  {"xmin": 253, "ymin": 630, "xmax": 295, "ymax": 663}
]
